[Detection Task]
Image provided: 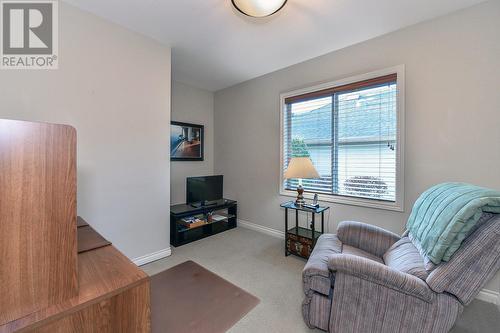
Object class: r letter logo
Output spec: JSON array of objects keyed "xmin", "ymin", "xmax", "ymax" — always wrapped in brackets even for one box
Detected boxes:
[{"xmin": 1, "ymin": 0, "xmax": 58, "ymax": 69}]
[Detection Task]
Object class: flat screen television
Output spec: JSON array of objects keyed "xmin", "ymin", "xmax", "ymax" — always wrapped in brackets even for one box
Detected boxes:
[{"xmin": 186, "ymin": 175, "xmax": 223, "ymax": 205}]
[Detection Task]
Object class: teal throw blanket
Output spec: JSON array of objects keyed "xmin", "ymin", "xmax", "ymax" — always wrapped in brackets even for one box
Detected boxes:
[{"xmin": 407, "ymin": 182, "xmax": 500, "ymax": 264}]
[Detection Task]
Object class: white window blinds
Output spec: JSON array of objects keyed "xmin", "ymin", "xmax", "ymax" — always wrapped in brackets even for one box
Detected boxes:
[{"xmin": 283, "ymin": 74, "xmax": 398, "ymax": 202}]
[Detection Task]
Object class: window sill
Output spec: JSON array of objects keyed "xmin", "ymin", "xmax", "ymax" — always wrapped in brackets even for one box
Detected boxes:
[{"xmin": 279, "ymin": 189, "xmax": 404, "ymax": 212}]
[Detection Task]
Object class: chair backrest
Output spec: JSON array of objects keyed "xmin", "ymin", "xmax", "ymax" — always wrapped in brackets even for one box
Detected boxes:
[{"xmin": 425, "ymin": 214, "xmax": 500, "ymax": 305}]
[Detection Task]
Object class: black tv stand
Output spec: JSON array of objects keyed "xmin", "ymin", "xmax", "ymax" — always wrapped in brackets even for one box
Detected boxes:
[{"xmin": 170, "ymin": 199, "xmax": 237, "ymax": 247}]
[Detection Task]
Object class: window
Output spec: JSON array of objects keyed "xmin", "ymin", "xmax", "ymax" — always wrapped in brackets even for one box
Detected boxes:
[{"xmin": 280, "ymin": 67, "xmax": 404, "ymax": 211}]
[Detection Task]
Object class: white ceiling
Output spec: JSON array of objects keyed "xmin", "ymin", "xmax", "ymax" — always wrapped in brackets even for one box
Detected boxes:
[{"xmin": 63, "ymin": 0, "xmax": 486, "ymax": 91}]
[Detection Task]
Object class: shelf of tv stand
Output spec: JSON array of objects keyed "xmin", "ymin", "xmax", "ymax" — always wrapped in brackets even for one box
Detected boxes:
[
  {"xmin": 170, "ymin": 199, "xmax": 237, "ymax": 247},
  {"xmin": 177, "ymin": 214, "xmax": 236, "ymax": 233}
]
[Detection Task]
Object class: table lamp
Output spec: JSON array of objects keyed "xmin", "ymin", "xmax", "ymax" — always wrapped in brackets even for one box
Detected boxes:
[{"xmin": 284, "ymin": 157, "xmax": 320, "ymax": 206}]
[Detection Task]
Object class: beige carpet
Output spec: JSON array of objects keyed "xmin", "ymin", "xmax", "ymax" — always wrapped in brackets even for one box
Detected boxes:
[
  {"xmin": 151, "ymin": 260, "xmax": 259, "ymax": 333},
  {"xmin": 143, "ymin": 227, "xmax": 500, "ymax": 333}
]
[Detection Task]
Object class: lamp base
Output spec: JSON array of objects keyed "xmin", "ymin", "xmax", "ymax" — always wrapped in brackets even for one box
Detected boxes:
[{"xmin": 295, "ymin": 185, "xmax": 305, "ymax": 207}]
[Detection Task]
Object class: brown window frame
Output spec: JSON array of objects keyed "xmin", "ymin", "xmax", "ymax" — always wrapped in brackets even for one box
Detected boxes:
[{"xmin": 284, "ymin": 73, "xmax": 397, "ymax": 104}]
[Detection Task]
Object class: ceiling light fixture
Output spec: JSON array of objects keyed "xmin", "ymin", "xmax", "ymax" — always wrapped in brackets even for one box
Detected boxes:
[{"xmin": 232, "ymin": 0, "xmax": 288, "ymax": 18}]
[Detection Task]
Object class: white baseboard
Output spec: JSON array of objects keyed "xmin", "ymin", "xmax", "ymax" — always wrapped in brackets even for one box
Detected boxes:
[
  {"xmin": 238, "ymin": 219, "xmax": 285, "ymax": 239},
  {"xmin": 239, "ymin": 219, "xmax": 500, "ymax": 305},
  {"xmin": 476, "ymin": 289, "xmax": 500, "ymax": 305},
  {"xmin": 132, "ymin": 247, "xmax": 172, "ymax": 266}
]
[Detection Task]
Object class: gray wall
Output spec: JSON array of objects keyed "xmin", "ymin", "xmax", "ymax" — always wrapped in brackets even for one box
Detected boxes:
[
  {"xmin": 0, "ymin": 2, "xmax": 171, "ymax": 260},
  {"xmin": 214, "ymin": 1, "xmax": 500, "ymax": 292},
  {"xmin": 171, "ymin": 81, "xmax": 215, "ymax": 204}
]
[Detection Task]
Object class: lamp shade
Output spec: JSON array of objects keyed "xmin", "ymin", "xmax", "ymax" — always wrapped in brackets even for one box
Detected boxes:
[
  {"xmin": 284, "ymin": 157, "xmax": 320, "ymax": 180},
  {"xmin": 232, "ymin": 0, "xmax": 287, "ymax": 18}
]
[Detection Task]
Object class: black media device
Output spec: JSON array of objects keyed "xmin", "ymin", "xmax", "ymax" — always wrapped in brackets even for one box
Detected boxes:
[{"xmin": 186, "ymin": 175, "xmax": 224, "ymax": 207}]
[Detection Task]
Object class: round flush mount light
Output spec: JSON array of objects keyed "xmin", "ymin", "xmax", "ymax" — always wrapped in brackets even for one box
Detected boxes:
[{"xmin": 232, "ymin": 0, "xmax": 288, "ymax": 18}]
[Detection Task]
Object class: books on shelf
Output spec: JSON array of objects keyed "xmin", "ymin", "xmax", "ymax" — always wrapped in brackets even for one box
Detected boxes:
[{"xmin": 179, "ymin": 214, "xmax": 206, "ymax": 229}]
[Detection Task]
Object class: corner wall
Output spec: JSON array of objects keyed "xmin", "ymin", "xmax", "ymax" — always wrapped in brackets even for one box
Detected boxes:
[
  {"xmin": 214, "ymin": 1, "xmax": 500, "ymax": 293},
  {"xmin": 170, "ymin": 81, "xmax": 215, "ymax": 204},
  {"xmin": 0, "ymin": 2, "xmax": 171, "ymax": 261}
]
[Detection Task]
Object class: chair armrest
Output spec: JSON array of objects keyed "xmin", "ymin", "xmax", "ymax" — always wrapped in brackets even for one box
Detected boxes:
[
  {"xmin": 328, "ymin": 254, "xmax": 434, "ymax": 303},
  {"xmin": 337, "ymin": 221, "xmax": 401, "ymax": 257}
]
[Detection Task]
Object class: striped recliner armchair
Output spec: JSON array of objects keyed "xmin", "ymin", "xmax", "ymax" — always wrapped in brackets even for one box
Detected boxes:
[{"xmin": 302, "ymin": 215, "xmax": 500, "ymax": 332}]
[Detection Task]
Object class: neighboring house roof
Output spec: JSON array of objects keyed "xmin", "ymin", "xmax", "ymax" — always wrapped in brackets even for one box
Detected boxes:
[{"xmin": 290, "ymin": 91, "xmax": 396, "ymax": 145}]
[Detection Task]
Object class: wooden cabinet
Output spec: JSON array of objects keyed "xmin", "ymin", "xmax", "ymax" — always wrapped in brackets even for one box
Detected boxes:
[
  {"xmin": 0, "ymin": 119, "xmax": 150, "ymax": 332},
  {"xmin": 32, "ymin": 283, "xmax": 150, "ymax": 333},
  {"xmin": 1, "ymin": 243, "xmax": 151, "ymax": 333},
  {"xmin": 0, "ymin": 119, "xmax": 78, "ymax": 324}
]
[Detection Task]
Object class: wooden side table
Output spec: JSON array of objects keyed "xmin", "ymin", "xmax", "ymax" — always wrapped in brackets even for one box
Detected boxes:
[{"xmin": 280, "ymin": 201, "xmax": 330, "ymax": 259}]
